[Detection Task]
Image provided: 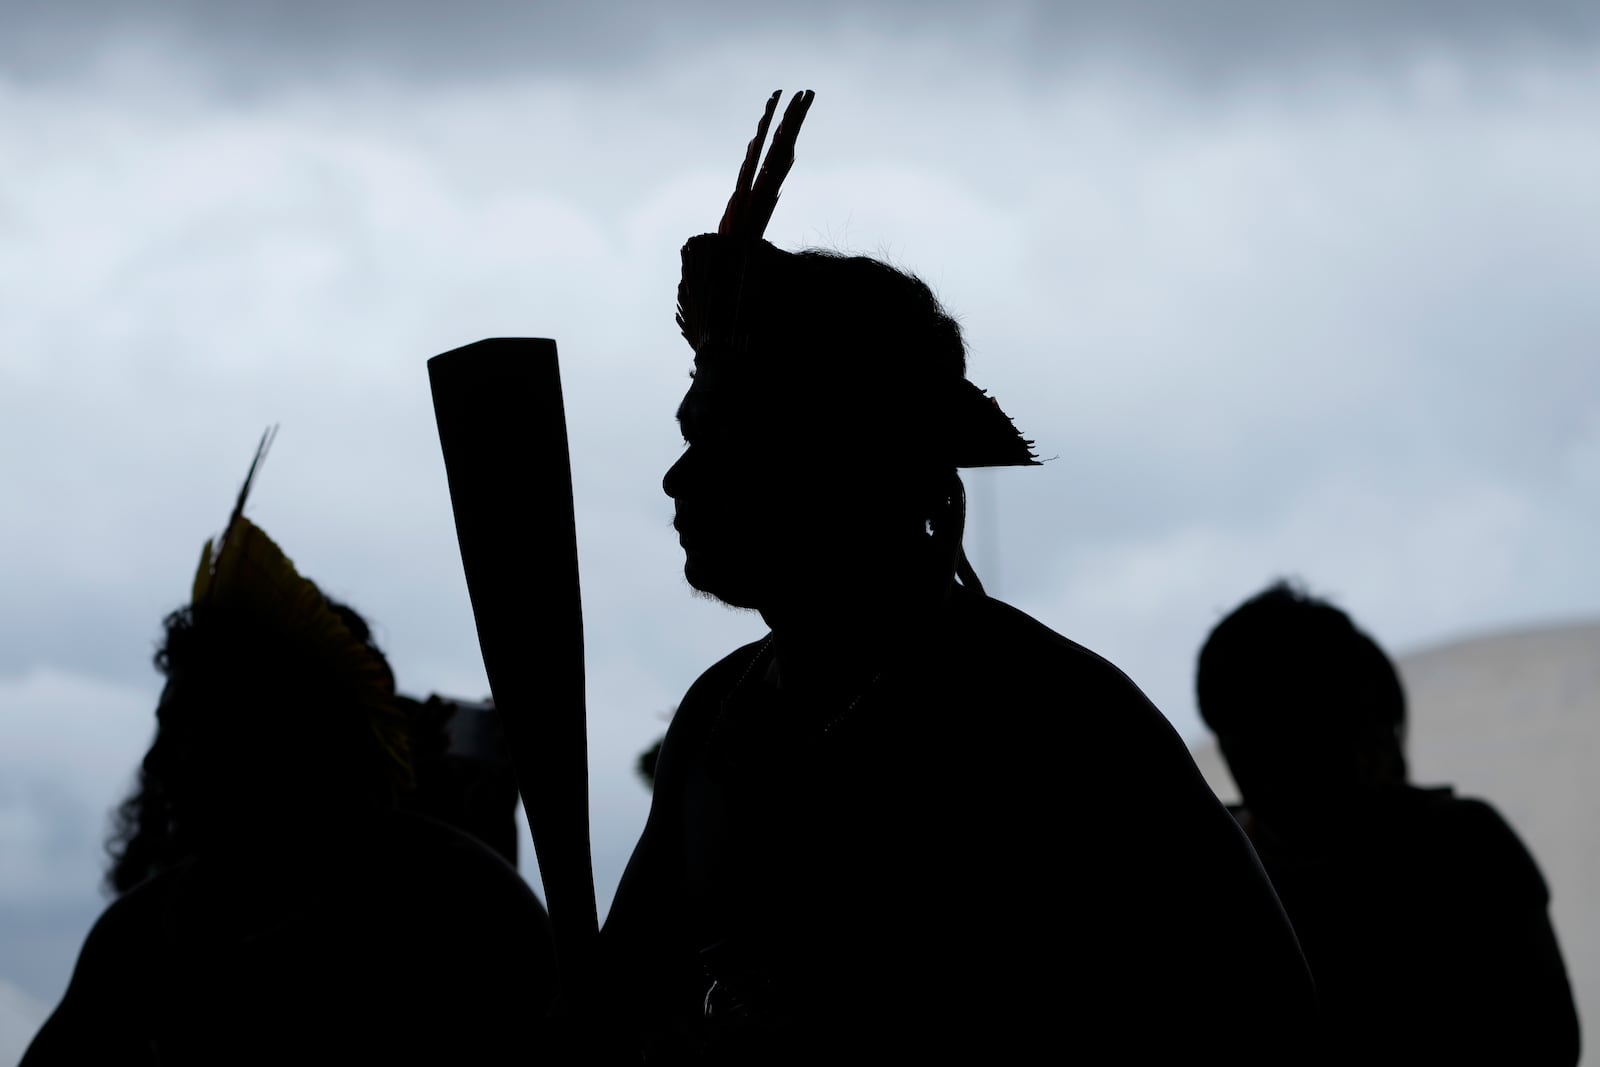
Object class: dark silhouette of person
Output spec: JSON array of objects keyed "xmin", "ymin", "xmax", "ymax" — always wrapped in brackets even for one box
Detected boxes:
[
  {"xmin": 22, "ymin": 440, "xmax": 556, "ymax": 1066},
  {"xmin": 398, "ymin": 692, "xmax": 522, "ymax": 867},
  {"xmin": 600, "ymin": 90, "xmax": 1319, "ymax": 1065},
  {"xmin": 1198, "ymin": 580, "xmax": 1580, "ymax": 1065},
  {"xmin": 636, "ymin": 731, "xmax": 666, "ymax": 791}
]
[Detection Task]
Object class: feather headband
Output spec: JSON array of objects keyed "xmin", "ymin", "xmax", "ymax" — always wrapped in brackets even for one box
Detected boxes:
[
  {"xmin": 191, "ymin": 428, "xmax": 412, "ymax": 785},
  {"xmin": 675, "ymin": 90, "xmax": 1038, "ymax": 469}
]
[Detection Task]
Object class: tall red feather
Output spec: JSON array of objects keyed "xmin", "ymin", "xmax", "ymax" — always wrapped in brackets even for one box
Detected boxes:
[
  {"xmin": 717, "ymin": 91, "xmax": 782, "ymax": 237},
  {"xmin": 747, "ymin": 90, "xmax": 815, "ymax": 239}
]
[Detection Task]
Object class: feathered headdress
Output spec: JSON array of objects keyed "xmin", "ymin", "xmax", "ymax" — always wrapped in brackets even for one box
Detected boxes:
[
  {"xmin": 191, "ymin": 427, "xmax": 412, "ymax": 785},
  {"xmin": 675, "ymin": 90, "xmax": 1038, "ymax": 469}
]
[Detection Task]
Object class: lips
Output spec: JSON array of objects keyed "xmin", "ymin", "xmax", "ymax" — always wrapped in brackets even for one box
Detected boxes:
[
  {"xmin": 672, "ymin": 513, "xmax": 700, "ymax": 547},
  {"xmin": 674, "ymin": 515, "xmax": 733, "ymax": 555},
  {"xmin": 673, "ymin": 506, "xmax": 743, "ymax": 551}
]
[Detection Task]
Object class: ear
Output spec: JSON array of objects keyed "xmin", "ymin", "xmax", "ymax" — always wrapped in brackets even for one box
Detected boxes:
[{"xmin": 926, "ymin": 471, "xmax": 965, "ymax": 541}]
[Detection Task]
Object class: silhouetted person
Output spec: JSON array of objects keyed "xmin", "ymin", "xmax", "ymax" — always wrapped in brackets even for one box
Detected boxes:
[
  {"xmin": 1198, "ymin": 580, "xmax": 1580, "ymax": 1065},
  {"xmin": 636, "ymin": 731, "xmax": 666, "ymax": 791},
  {"xmin": 601, "ymin": 90, "xmax": 1318, "ymax": 1065},
  {"xmin": 23, "ymin": 439, "xmax": 556, "ymax": 1066},
  {"xmin": 398, "ymin": 693, "xmax": 522, "ymax": 867}
]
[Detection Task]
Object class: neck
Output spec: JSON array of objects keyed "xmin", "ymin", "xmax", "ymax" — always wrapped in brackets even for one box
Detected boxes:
[{"xmin": 758, "ymin": 567, "xmax": 955, "ymax": 701}]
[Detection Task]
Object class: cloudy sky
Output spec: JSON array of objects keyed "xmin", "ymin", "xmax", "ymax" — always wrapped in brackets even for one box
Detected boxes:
[{"xmin": 3, "ymin": 0, "xmax": 1598, "ymax": 1044}]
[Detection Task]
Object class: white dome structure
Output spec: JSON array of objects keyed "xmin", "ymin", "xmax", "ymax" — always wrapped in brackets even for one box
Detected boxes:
[{"xmin": 1190, "ymin": 619, "xmax": 1600, "ymax": 1058}]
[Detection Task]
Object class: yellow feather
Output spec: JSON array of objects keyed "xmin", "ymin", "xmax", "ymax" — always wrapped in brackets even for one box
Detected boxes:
[{"xmin": 189, "ymin": 431, "xmax": 414, "ymax": 785}]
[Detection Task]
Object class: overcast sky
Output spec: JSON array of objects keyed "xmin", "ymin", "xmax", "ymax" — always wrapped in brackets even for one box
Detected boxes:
[{"xmin": 3, "ymin": 0, "xmax": 1598, "ymax": 1043}]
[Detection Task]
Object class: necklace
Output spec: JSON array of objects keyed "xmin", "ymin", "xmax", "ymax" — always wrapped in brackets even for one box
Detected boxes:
[
  {"xmin": 722, "ymin": 635, "xmax": 886, "ymax": 737},
  {"xmin": 820, "ymin": 668, "xmax": 885, "ymax": 735}
]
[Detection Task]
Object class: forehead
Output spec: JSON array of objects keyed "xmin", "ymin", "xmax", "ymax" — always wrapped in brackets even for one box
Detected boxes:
[{"xmin": 676, "ymin": 360, "xmax": 792, "ymax": 436}]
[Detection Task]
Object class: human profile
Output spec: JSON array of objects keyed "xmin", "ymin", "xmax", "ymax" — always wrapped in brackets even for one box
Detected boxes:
[{"xmin": 601, "ymin": 91, "xmax": 1319, "ymax": 1065}]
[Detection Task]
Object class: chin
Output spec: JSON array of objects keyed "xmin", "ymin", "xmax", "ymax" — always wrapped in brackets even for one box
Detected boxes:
[{"xmin": 683, "ymin": 557, "xmax": 762, "ymax": 611}]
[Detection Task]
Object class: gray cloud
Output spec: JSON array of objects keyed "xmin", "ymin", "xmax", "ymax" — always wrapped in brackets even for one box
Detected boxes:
[
  {"xmin": 2, "ymin": 13, "xmax": 1598, "ymax": 1036},
  {"xmin": 4, "ymin": 1, "xmax": 1600, "ymax": 91},
  {"xmin": 0, "ymin": 978, "xmax": 50, "ymax": 1063}
]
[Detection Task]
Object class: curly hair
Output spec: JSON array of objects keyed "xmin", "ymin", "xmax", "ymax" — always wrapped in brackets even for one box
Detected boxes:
[{"xmin": 105, "ymin": 598, "xmax": 405, "ymax": 895}]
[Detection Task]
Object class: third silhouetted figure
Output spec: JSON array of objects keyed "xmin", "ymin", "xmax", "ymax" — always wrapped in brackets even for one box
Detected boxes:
[{"xmin": 1199, "ymin": 580, "xmax": 1580, "ymax": 1065}]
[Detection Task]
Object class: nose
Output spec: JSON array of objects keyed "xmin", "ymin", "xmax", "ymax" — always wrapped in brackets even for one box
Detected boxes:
[{"xmin": 663, "ymin": 448, "xmax": 691, "ymax": 500}]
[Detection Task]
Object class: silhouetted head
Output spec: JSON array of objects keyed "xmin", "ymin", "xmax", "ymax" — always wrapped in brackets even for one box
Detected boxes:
[
  {"xmin": 107, "ymin": 434, "xmax": 412, "ymax": 893},
  {"xmin": 1197, "ymin": 580, "xmax": 1408, "ymax": 834},
  {"xmin": 151, "ymin": 597, "xmax": 404, "ymax": 821},
  {"xmin": 107, "ymin": 594, "xmax": 409, "ymax": 893},
  {"xmin": 666, "ymin": 92, "xmax": 1035, "ymax": 612},
  {"xmin": 666, "ymin": 248, "xmax": 990, "ymax": 608}
]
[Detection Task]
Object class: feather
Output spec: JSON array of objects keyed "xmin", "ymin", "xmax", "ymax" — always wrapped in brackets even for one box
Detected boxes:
[
  {"xmin": 714, "ymin": 90, "xmax": 815, "ymax": 241},
  {"xmin": 717, "ymin": 90, "xmax": 781, "ymax": 237},
  {"xmin": 946, "ymin": 380, "xmax": 1041, "ymax": 467},
  {"xmin": 194, "ymin": 425, "xmax": 276, "ymax": 603},
  {"xmin": 747, "ymin": 90, "xmax": 815, "ymax": 239},
  {"xmin": 190, "ymin": 429, "xmax": 413, "ymax": 784},
  {"xmin": 683, "ymin": 92, "xmax": 815, "ymax": 350},
  {"xmin": 220, "ymin": 425, "xmax": 276, "ymax": 554}
]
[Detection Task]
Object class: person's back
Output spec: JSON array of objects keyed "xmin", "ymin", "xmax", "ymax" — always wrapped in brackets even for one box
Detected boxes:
[
  {"xmin": 32, "ymin": 809, "xmax": 554, "ymax": 1065},
  {"xmin": 22, "ymin": 440, "xmax": 558, "ymax": 1065},
  {"xmin": 1242, "ymin": 784, "xmax": 1572, "ymax": 1065},
  {"xmin": 1199, "ymin": 580, "xmax": 1579, "ymax": 1065}
]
